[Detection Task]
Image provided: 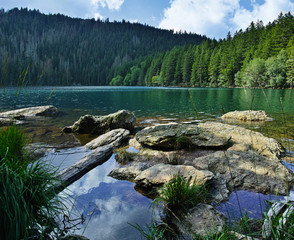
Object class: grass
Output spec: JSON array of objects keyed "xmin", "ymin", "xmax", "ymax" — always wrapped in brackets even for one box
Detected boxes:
[
  {"xmin": 114, "ymin": 146, "xmax": 136, "ymax": 164},
  {"xmin": 152, "ymin": 174, "xmax": 208, "ymax": 214},
  {"xmin": 0, "ymin": 126, "xmax": 71, "ymax": 239}
]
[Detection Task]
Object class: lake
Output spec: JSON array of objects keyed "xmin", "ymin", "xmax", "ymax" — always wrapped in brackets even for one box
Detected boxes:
[{"xmin": 1, "ymin": 86, "xmax": 294, "ymax": 239}]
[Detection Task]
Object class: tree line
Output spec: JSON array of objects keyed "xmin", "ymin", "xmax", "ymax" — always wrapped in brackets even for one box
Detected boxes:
[
  {"xmin": 111, "ymin": 13, "xmax": 294, "ymax": 88},
  {"xmin": 0, "ymin": 8, "xmax": 206, "ymax": 86}
]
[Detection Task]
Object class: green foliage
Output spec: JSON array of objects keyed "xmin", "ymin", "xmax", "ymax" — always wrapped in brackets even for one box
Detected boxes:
[
  {"xmin": 112, "ymin": 12, "xmax": 294, "ymax": 89},
  {"xmin": 152, "ymin": 175, "xmax": 208, "ymax": 214},
  {"xmin": 0, "ymin": 126, "xmax": 27, "ymax": 170},
  {"xmin": 267, "ymin": 204, "xmax": 294, "ymax": 239},
  {"xmin": 241, "ymin": 58, "xmax": 266, "ymax": 87},
  {"xmin": 0, "ymin": 126, "xmax": 69, "ymax": 239},
  {"xmin": 130, "ymin": 221, "xmax": 167, "ymax": 240}
]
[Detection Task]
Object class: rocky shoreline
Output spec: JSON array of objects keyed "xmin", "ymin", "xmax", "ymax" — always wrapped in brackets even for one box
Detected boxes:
[{"xmin": 1, "ymin": 106, "xmax": 293, "ymax": 238}]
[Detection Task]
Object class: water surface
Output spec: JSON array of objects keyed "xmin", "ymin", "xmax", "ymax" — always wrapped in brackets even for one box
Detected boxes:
[{"xmin": 1, "ymin": 86, "xmax": 294, "ymax": 238}]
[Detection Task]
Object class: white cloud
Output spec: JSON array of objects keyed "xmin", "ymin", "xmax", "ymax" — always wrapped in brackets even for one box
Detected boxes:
[
  {"xmin": 89, "ymin": 0, "xmax": 124, "ymax": 19},
  {"xmin": 158, "ymin": 0, "xmax": 294, "ymax": 39},
  {"xmin": 158, "ymin": 0, "xmax": 240, "ymax": 39},
  {"xmin": 232, "ymin": 0, "xmax": 294, "ymax": 31}
]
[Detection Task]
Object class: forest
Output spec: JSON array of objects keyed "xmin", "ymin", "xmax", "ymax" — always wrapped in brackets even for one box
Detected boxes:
[
  {"xmin": 1, "ymin": 8, "xmax": 293, "ymax": 88},
  {"xmin": 0, "ymin": 8, "xmax": 205, "ymax": 86},
  {"xmin": 111, "ymin": 12, "xmax": 294, "ymax": 88}
]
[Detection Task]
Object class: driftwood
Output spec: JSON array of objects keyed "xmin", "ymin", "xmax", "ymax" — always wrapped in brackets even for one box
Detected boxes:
[{"xmin": 55, "ymin": 144, "xmax": 113, "ymax": 193}]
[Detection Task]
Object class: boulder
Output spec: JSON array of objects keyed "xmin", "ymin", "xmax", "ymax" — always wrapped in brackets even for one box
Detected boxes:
[
  {"xmin": 135, "ymin": 123, "xmax": 230, "ymax": 150},
  {"xmin": 134, "ymin": 163, "xmax": 214, "ymax": 189},
  {"xmin": 108, "ymin": 162, "xmax": 151, "ymax": 180},
  {"xmin": 178, "ymin": 204, "xmax": 226, "ymax": 238},
  {"xmin": 85, "ymin": 128, "xmax": 130, "ymax": 149},
  {"xmin": 63, "ymin": 110, "xmax": 136, "ymax": 134},
  {"xmin": 0, "ymin": 105, "xmax": 58, "ymax": 117},
  {"xmin": 221, "ymin": 110, "xmax": 271, "ymax": 121},
  {"xmin": 198, "ymin": 122, "xmax": 283, "ymax": 158},
  {"xmin": 192, "ymin": 150, "xmax": 293, "ymax": 195}
]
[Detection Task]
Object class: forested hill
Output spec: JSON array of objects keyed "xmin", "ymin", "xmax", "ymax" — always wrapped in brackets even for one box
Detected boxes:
[
  {"xmin": 0, "ymin": 8, "xmax": 206, "ymax": 86},
  {"xmin": 111, "ymin": 13, "xmax": 294, "ymax": 88}
]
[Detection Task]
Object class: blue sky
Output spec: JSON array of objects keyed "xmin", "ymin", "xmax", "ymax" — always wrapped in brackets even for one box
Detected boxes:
[{"xmin": 1, "ymin": 0, "xmax": 294, "ymax": 39}]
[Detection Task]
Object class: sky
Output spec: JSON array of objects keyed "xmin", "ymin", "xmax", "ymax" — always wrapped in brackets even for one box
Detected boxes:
[{"xmin": 1, "ymin": 0, "xmax": 294, "ymax": 39}]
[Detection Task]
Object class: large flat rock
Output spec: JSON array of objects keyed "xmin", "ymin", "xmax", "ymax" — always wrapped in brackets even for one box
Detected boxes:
[
  {"xmin": 192, "ymin": 149, "xmax": 293, "ymax": 195},
  {"xmin": 134, "ymin": 163, "xmax": 214, "ymax": 189},
  {"xmin": 198, "ymin": 122, "xmax": 283, "ymax": 158},
  {"xmin": 136, "ymin": 123, "xmax": 231, "ymax": 150},
  {"xmin": 63, "ymin": 110, "xmax": 135, "ymax": 134}
]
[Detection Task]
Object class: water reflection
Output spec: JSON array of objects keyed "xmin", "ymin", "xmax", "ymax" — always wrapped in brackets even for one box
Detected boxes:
[
  {"xmin": 63, "ymin": 155, "xmax": 153, "ymax": 240},
  {"xmin": 216, "ymin": 190, "xmax": 284, "ymax": 221}
]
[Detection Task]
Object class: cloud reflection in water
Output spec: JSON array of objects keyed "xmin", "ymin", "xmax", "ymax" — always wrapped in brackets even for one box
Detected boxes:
[{"xmin": 64, "ymin": 154, "xmax": 153, "ymax": 240}]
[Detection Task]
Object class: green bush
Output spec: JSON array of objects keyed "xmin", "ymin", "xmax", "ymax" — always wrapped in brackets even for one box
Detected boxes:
[{"xmin": 152, "ymin": 175, "xmax": 208, "ymax": 214}]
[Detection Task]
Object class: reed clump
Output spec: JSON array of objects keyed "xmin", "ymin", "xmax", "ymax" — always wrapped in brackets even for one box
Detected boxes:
[
  {"xmin": 152, "ymin": 175, "xmax": 208, "ymax": 214},
  {"xmin": 0, "ymin": 126, "xmax": 68, "ymax": 240}
]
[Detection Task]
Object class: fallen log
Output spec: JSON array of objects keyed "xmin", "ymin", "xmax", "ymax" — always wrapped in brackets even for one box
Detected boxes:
[{"xmin": 55, "ymin": 144, "xmax": 113, "ymax": 193}]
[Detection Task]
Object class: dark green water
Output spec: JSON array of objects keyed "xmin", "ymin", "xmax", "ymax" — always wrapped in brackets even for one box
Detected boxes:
[{"xmin": 1, "ymin": 86, "xmax": 294, "ymax": 239}]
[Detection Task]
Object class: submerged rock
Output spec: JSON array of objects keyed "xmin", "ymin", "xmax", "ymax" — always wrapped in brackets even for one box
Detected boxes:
[
  {"xmin": 221, "ymin": 110, "xmax": 271, "ymax": 121},
  {"xmin": 63, "ymin": 110, "xmax": 135, "ymax": 134},
  {"xmin": 0, "ymin": 105, "xmax": 58, "ymax": 117},
  {"xmin": 198, "ymin": 122, "xmax": 283, "ymax": 159},
  {"xmin": 135, "ymin": 123, "xmax": 230, "ymax": 150},
  {"xmin": 85, "ymin": 128, "xmax": 130, "ymax": 149}
]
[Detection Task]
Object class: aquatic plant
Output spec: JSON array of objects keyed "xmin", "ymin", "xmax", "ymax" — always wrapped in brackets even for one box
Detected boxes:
[
  {"xmin": 130, "ymin": 221, "xmax": 167, "ymax": 240},
  {"xmin": 152, "ymin": 174, "xmax": 208, "ymax": 214}
]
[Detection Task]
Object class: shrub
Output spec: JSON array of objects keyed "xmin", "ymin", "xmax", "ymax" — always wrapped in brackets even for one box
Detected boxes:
[{"xmin": 152, "ymin": 175, "xmax": 208, "ymax": 214}]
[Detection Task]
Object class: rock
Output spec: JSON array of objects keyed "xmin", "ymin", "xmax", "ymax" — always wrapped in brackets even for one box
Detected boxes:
[
  {"xmin": 193, "ymin": 150, "xmax": 293, "ymax": 195},
  {"xmin": 63, "ymin": 110, "xmax": 136, "ymax": 134},
  {"xmin": 221, "ymin": 110, "xmax": 271, "ymax": 121},
  {"xmin": 198, "ymin": 122, "xmax": 283, "ymax": 158},
  {"xmin": 134, "ymin": 163, "xmax": 214, "ymax": 189},
  {"xmin": 178, "ymin": 204, "xmax": 226, "ymax": 237},
  {"xmin": 85, "ymin": 128, "xmax": 130, "ymax": 149},
  {"xmin": 0, "ymin": 117, "xmax": 21, "ymax": 126},
  {"xmin": 135, "ymin": 123, "xmax": 231, "ymax": 150},
  {"xmin": 108, "ymin": 162, "xmax": 151, "ymax": 180},
  {"xmin": 55, "ymin": 144, "xmax": 113, "ymax": 192},
  {"xmin": 0, "ymin": 105, "xmax": 58, "ymax": 117}
]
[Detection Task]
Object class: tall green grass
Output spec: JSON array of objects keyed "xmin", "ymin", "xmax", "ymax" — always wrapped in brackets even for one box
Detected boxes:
[
  {"xmin": 152, "ymin": 175, "xmax": 208, "ymax": 215},
  {"xmin": 0, "ymin": 126, "xmax": 69, "ymax": 239}
]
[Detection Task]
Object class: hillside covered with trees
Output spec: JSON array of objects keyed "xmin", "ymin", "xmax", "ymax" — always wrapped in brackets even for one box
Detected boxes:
[
  {"xmin": 111, "ymin": 13, "xmax": 294, "ymax": 88},
  {"xmin": 0, "ymin": 8, "xmax": 206, "ymax": 86}
]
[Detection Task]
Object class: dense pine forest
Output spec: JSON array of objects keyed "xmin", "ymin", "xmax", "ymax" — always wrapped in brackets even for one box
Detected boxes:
[
  {"xmin": 112, "ymin": 12, "xmax": 294, "ymax": 88},
  {"xmin": 0, "ymin": 8, "xmax": 205, "ymax": 86},
  {"xmin": 1, "ymin": 9, "xmax": 293, "ymax": 88}
]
